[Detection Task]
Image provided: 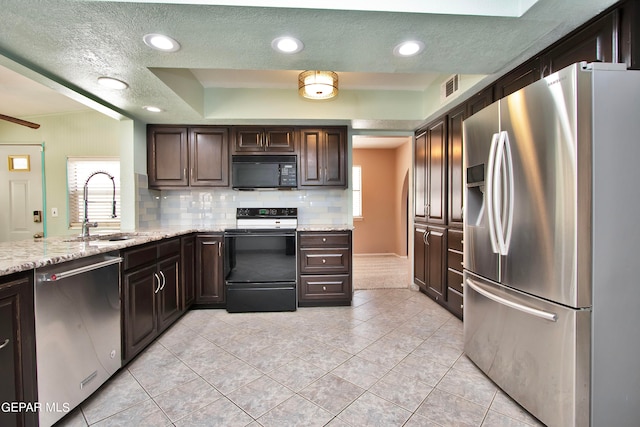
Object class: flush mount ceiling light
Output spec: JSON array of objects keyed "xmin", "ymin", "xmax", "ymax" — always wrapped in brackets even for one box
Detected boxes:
[
  {"xmin": 143, "ymin": 33, "xmax": 181, "ymax": 52},
  {"xmin": 97, "ymin": 77, "xmax": 129, "ymax": 90},
  {"xmin": 393, "ymin": 40, "xmax": 425, "ymax": 57},
  {"xmin": 143, "ymin": 106, "xmax": 163, "ymax": 113},
  {"xmin": 271, "ymin": 36, "xmax": 304, "ymax": 54},
  {"xmin": 298, "ymin": 70, "xmax": 338, "ymax": 100}
]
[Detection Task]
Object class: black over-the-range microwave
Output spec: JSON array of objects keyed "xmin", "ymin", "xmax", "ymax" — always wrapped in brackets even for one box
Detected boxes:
[{"xmin": 231, "ymin": 155, "xmax": 297, "ymax": 189}]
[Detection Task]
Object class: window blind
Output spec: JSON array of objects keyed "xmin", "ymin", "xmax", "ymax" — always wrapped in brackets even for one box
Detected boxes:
[
  {"xmin": 67, "ymin": 157, "xmax": 121, "ymax": 228},
  {"xmin": 353, "ymin": 165, "xmax": 362, "ymax": 217}
]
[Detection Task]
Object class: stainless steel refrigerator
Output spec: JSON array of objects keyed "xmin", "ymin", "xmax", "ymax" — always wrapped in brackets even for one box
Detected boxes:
[{"xmin": 462, "ymin": 62, "xmax": 640, "ymax": 427}]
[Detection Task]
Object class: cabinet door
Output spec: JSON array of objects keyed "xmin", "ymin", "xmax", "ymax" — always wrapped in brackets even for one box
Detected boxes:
[
  {"xmin": 494, "ymin": 59, "xmax": 540, "ymax": 99},
  {"xmin": 156, "ymin": 255, "xmax": 181, "ymax": 333},
  {"xmin": 233, "ymin": 127, "xmax": 264, "ymax": 152},
  {"xmin": 195, "ymin": 235, "xmax": 224, "ymax": 304},
  {"xmin": 324, "ymin": 128, "xmax": 347, "ymax": 187},
  {"xmin": 123, "ymin": 264, "xmax": 158, "ymax": 363},
  {"xmin": 181, "ymin": 235, "xmax": 195, "ymax": 309},
  {"xmin": 466, "ymin": 87, "xmax": 494, "ymax": 118},
  {"xmin": 425, "ymin": 226, "xmax": 446, "ymax": 302},
  {"xmin": 448, "ymin": 106, "xmax": 465, "ymax": 227},
  {"xmin": 542, "ymin": 11, "xmax": 616, "ymax": 76},
  {"xmin": 414, "ymin": 131, "xmax": 427, "ymax": 219},
  {"xmin": 426, "ymin": 119, "xmax": 447, "ymax": 224},
  {"xmin": 189, "ymin": 127, "xmax": 229, "ymax": 187},
  {"xmin": 147, "ymin": 126, "xmax": 189, "ymax": 187},
  {"xmin": 265, "ymin": 127, "xmax": 296, "ymax": 152},
  {"xmin": 0, "ymin": 274, "xmax": 37, "ymax": 427},
  {"xmin": 413, "ymin": 225, "xmax": 427, "ymax": 291},
  {"xmin": 299, "ymin": 129, "xmax": 323, "ymax": 186},
  {"xmin": 299, "ymin": 128, "xmax": 347, "ymax": 187}
]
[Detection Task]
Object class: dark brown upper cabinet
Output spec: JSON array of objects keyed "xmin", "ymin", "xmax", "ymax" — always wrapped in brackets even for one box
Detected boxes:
[
  {"xmin": 541, "ymin": 10, "xmax": 617, "ymax": 76},
  {"xmin": 299, "ymin": 127, "xmax": 347, "ymax": 188},
  {"xmin": 232, "ymin": 126, "xmax": 296, "ymax": 153},
  {"xmin": 414, "ymin": 117, "xmax": 447, "ymax": 224},
  {"xmin": 147, "ymin": 125, "xmax": 229, "ymax": 189}
]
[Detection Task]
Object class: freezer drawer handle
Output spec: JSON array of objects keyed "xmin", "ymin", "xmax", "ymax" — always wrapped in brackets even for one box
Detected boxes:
[{"xmin": 466, "ymin": 278, "xmax": 558, "ymax": 322}]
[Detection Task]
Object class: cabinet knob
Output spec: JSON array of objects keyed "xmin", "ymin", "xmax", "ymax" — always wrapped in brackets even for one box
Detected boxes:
[
  {"xmin": 323, "ymin": 286, "xmax": 327, "ymax": 291},
  {"xmin": 322, "ymin": 259, "xmax": 326, "ymax": 264},
  {"xmin": 322, "ymin": 237, "xmax": 327, "ymax": 242}
]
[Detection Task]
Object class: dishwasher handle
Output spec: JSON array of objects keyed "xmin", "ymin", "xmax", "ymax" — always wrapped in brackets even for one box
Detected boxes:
[{"xmin": 39, "ymin": 257, "xmax": 123, "ymax": 281}]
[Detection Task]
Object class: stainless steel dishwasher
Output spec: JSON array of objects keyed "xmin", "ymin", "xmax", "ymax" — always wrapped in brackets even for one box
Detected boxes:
[{"xmin": 35, "ymin": 252, "xmax": 122, "ymax": 427}]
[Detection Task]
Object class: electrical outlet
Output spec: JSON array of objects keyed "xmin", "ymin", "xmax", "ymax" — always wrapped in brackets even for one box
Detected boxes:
[{"xmin": 51, "ymin": 208, "xmax": 58, "ymax": 217}]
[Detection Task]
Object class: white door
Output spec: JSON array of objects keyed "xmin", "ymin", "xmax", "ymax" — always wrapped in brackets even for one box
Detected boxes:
[{"xmin": 0, "ymin": 144, "xmax": 44, "ymax": 242}]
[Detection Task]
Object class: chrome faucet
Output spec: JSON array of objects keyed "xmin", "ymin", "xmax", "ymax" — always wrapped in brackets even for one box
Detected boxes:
[{"xmin": 82, "ymin": 171, "xmax": 117, "ymax": 239}]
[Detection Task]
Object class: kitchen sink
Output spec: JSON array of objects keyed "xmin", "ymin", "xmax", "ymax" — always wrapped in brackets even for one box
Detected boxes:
[{"xmin": 63, "ymin": 232, "xmax": 138, "ymax": 243}]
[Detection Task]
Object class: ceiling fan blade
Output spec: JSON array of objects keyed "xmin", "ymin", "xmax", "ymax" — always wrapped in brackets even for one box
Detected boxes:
[{"xmin": 0, "ymin": 113, "xmax": 41, "ymax": 129}]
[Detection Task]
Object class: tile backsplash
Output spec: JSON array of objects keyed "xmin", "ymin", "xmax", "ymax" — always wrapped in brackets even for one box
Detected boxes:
[{"xmin": 135, "ymin": 174, "xmax": 350, "ymax": 229}]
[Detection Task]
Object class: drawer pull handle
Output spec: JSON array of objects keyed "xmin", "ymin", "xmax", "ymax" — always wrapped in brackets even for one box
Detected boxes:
[{"xmin": 0, "ymin": 338, "xmax": 9, "ymax": 350}]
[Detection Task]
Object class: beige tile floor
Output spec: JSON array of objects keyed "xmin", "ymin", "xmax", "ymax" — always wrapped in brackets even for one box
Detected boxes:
[{"xmin": 56, "ymin": 289, "xmax": 543, "ymax": 427}]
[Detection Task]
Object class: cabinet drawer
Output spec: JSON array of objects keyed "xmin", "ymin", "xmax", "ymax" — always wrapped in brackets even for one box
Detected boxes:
[
  {"xmin": 123, "ymin": 245, "xmax": 157, "ymax": 270},
  {"xmin": 299, "ymin": 274, "xmax": 350, "ymax": 299},
  {"xmin": 299, "ymin": 233, "xmax": 350, "ymax": 248},
  {"xmin": 299, "ymin": 249, "xmax": 350, "ymax": 273},
  {"xmin": 447, "ymin": 249, "xmax": 463, "ymax": 271},
  {"xmin": 447, "ymin": 268, "xmax": 463, "ymax": 294},
  {"xmin": 158, "ymin": 237, "xmax": 181, "ymax": 258},
  {"xmin": 447, "ymin": 287, "xmax": 464, "ymax": 319},
  {"xmin": 448, "ymin": 229, "xmax": 463, "ymax": 252}
]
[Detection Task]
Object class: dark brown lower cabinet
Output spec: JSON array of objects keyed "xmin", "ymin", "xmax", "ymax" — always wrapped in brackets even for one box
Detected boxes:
[
  {"xmin": 298, "ymin": 231, "xmax": 352, "ymax": 306},
  {"xmin": 122, "ymin": 238, "xmax": 182, "ymax": 364},
  {"xmin": 194, "ymin": 234, "xmax": 225, "ymax": 306},
  {"xmin": 414, "ymin": 224, "xmax": 447, "ymax": 304},
  {"xmin": 0, "ymin": 272, "xmax": 37, "ymax": 427},
  {"xmin": 446, "ymin": 228, "xmax": 464, "ymax": 319},
  {"xmin": 181, "ymin": 235, "xmax": 195, "ymax": 309}
]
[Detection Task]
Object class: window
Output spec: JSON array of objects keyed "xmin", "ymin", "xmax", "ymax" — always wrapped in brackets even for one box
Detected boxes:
[
  {"xmin": 67, "ymin": 157, "xmax": 121, "ymax": 228},
  {"xmin": 353, "ymin": 165, "xmax": 362, "ymax": 218}
]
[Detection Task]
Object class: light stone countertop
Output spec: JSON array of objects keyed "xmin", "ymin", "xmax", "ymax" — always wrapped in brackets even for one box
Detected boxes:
[
  {"xmin": 0, "ymin": 225, "xmax": 352, "ymax": 277},
  {"xmin": 0, "ymin": 228, "xmax": 203, "ymax": 277}
]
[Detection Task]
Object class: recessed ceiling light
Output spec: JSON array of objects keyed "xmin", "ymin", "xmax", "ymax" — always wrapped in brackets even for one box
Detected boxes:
[
  {"xmin": 143, "ymin": 33, "xmax": 181, "ymax": 52},
  {"xmin": 97, "ymin": 77, "xmax": 129, "ymax": 90},
  {"xmin": 271, "ymin": 36, "xmax": 304, "ymax": 54},
  {"xmin": 143, "ymin": 106, "xmax": 163, "ymax": 113},
  {"xmin": 393, "ymin": 40, "xmax": 425, "ymax": 57}
]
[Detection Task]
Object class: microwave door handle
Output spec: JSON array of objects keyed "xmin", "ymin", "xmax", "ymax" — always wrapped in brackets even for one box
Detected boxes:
[{"xmin": 486, "ymin": 132, "xmax": 500, "ymax": 254}]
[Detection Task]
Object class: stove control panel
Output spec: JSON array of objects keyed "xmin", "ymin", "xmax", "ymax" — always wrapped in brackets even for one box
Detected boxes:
[{"xmin": 236, "ymin": 207, "xmax": 298, "ymax": 218}]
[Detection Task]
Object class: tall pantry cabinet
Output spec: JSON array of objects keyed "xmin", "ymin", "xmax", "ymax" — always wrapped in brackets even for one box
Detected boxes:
[{"xmin": 413, "ymin": 89, "xmax": 492, "ymax": 319}]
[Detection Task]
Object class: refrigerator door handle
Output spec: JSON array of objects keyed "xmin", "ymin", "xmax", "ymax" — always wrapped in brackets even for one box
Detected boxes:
[
  {"xmin": 466, "ymin": 277, "xmax": 558, "ymax": 322},
  {"xmin": 486, "ymin": 132, "xmax": 500, "ymax": 254},
  {"xmin": 493, "ymin": 131, "xmax": 515, "ymax": 255}
]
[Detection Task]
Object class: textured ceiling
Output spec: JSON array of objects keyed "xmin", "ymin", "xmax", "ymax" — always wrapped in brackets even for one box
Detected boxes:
[{"xmin": 0, "ymin": 0, "xmax": 619, "ymax": 131}]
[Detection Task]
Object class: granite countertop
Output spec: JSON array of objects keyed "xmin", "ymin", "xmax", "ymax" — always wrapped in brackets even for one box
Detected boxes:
[
  {"xmin": 0, "ymin": 228, "xmax": 201, "ymax": 277},
  {"xmin": 0, "ymin": 224, "xmax": 353, "ymax": 277}
]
